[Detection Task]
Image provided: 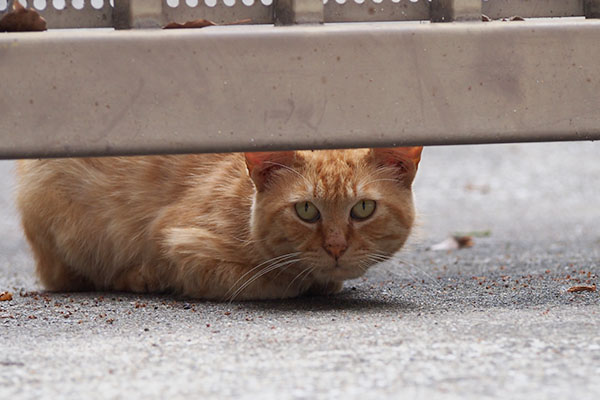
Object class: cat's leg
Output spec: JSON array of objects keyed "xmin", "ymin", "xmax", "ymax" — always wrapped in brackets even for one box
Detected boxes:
[
  {"xmin": 111, "ymin": 263, "xmax": 167, "ymax": 294},
  {"xmin": 177, "ymin": 259, "xmax": 342, "ymax": 300},
  {"xmin": 221, "ymin": 271, "xmax": 343, "ymax": 300},
  {"xmin": 165, "ymin": 255, "xmax": 309, "ymax": 301},
  {"xmin": 23, "ymin": 229, "xmax": 94, "ymax": 292},
  {"xmin": 175, "ymin": 260, "xmax": 288, "ymax": 301},
  {"xmin": 156, "ymin": 224, "xmax": 311, "ymax": 300},
  {"xmin": 17, "ymin": 162, "xmax": 94, "ymax": 292},
  {"xmin": 112, "ymin": 266, "xmax": 149, "ymax": 293}
]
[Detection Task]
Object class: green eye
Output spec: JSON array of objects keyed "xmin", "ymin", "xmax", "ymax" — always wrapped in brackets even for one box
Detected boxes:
[
  {"xmin": 351, "ymin": 200, "xmax": 376, "ymax": 220},
  {"xmin": 295, "ymin": 201, "xmax": 320, "ymax": 223}
]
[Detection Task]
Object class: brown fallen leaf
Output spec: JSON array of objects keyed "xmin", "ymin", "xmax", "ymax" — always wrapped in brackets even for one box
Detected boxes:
[
  {"xmin": 430, "ymin": 236, "xmax": 474, "ymax": 251},
  {"xmin": 163, "ymin": 19, "xmax": 216, "ymax": 29},
  {"xmin": 0, "ymin": 292, "xmax": 13, "ymax": 301},
  {"xmin": 0, "ymin": 1, "xmax": 47, "ymax": 32},
  {"xmin": 163, "ymin": 18, "xmax": 251, "ymax": 29},
  {"xmin": 454, "ymin": 236, "xmax": 474, "ymax": 248},
  {"xmin": 567, "ymin": 284, "xmax": 596, "ymax": 293}
]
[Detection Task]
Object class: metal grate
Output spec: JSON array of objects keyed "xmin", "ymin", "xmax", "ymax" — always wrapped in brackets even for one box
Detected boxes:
[{"xmin": 0, "ymin": 0, "xmax": 591, "ymax": 29}]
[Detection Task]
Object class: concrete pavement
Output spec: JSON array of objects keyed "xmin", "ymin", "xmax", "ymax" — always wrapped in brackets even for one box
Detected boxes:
[{"xmin": 1, "ymin": 142, "xmax": 599, "ymax": 399}]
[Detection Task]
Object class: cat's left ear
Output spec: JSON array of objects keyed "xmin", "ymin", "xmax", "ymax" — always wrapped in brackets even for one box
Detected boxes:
[
  {"xmin": 370, "ymin": 146, "xmax": 423, "ymax": 187},
  {"xmin": 244, "ymin": 151, "xmax": 296, "ymax": 192}
]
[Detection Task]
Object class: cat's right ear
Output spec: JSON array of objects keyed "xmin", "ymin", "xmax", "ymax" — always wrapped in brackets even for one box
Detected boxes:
[
  {"xmin": 370, "ymin": 146, "xmax": 423, "ymax": 188},
  {"xmin": 244, "ymin": 151, "xmax": 296, "ymax": 192}
]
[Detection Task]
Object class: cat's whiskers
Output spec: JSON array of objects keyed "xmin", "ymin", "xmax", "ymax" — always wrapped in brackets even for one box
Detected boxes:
[
  {"xmin": 283, "ymin": 264, "xmax": 317, "ymax": 297},
  {"xmin": 372, "ymin": 250, "xmax": 395, "ymax": 259},
  {"xmin": 227, "ymin": 257, "xmax": 307, "ymax": 302},
  {"xmin": 367, "ymin": 252, "xmax": 390, "ymax": 260},
  {"xmin": 364, "ymin": 253, "xmax": 391, "ymax": 264},
  {"xmin": 356, "ymin": 259, "xmax": 371, "ymax": 273},
  {"xmin": 225, "ymin": 252, "xmax": 300, "ymax": 300},
  {"xmin": 361, "ymin": 251, "xmax": 444, "ymax": 290},
  {"xmin": 392, "ymin": 256, "xmax": 445, "ymax": 290},
  {"xmin": 272, "ymin": 254, "xmax": 308, "ymax": 280},
  {"xmin": 358, "ymin": 250, "xmax": 395, "ymax": 274},
  {"xmin": 231, "ymin": 258, "xmax": 305, "ymax": 301},
  {"xmin": 297, "ymin": 265, "xmax": 318, "ymax": 287},
  {"xmin": 373, "ymin": 251, "xmax": 418, "ymax": 279}
]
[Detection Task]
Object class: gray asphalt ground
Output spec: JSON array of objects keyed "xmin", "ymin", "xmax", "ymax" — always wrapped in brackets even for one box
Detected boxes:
[{"xmin": 1, "ymin": 142, "xmax": 599, "ymax": 400}]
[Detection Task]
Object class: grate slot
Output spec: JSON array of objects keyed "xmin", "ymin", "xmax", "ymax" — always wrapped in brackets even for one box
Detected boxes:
[
  {"xmin": 482, "ymin": 0, "xmax": 584, "ymax": 19},
  {"xmin": 324, "ymin": 0, "xmax": 430, "ymax": 23}
]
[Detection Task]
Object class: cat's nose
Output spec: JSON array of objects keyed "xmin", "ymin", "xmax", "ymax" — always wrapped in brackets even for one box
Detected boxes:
[
  {"xmin": 324, "ymin": 235, "xmax": 348, "ymax": 260},
  {"xmin": 325, "ymin": 244, "xmax": 347, "ymax": 260}
]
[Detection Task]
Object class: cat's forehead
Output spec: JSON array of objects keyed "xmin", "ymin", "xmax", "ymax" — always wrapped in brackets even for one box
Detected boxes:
[{"xmin": 294, "ymin": 149, "xmax": 374, "ymax": 200}]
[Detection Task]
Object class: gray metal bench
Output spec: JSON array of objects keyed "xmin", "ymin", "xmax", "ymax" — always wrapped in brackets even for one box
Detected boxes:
[{"xmin": 1, "ymin": 0, "xmax": 599, "ymax": 158}]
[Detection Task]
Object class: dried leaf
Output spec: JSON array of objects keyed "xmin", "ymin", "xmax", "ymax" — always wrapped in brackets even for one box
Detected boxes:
[
  {"xmin": 430, "ymin": 236, "xmax": 474, "ymax": 251},
  {"xmin": 481, "ymin": 14, "xmax": 491, "ymax": 22},
  {"xmin": 0, "ymin": 292, "xmax": 13, "ymax": 301},
  {"xmin": 567, "ymin": 285, "xmax": 596, "ymax": 293},
  {"xmin": 0, "ymin": 1, "xmax": 47, "ymax": 32},
  {"xmin": 163, "ymin": 19, "xmax": 216, "ymax": 29},
  {"xmin": 509, "ymin": 16, "xmax": 525, "ymax": 21},
  {"xmin": 163, "ymin": 18, "xmax": 251, "ymax": 29},
  {"xmin": 455, "ymin": 236, "xmax": 474, "ymax": 248}
]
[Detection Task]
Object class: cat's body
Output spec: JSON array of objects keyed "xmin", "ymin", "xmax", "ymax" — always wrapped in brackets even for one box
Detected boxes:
[{"xmin": 16, "ymin": 148, "xmax": 421, "ymax": 300}]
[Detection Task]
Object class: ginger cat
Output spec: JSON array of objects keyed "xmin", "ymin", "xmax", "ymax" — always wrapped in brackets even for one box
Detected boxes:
[{"xmin": 16, "ymin": 147, "xmax": 422, "ymax": 300}]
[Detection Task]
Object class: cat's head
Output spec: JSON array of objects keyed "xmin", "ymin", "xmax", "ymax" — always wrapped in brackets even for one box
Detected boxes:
[{"xmin": 245, "ymin": 147, "xmax": 422, "ymax": 284}]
